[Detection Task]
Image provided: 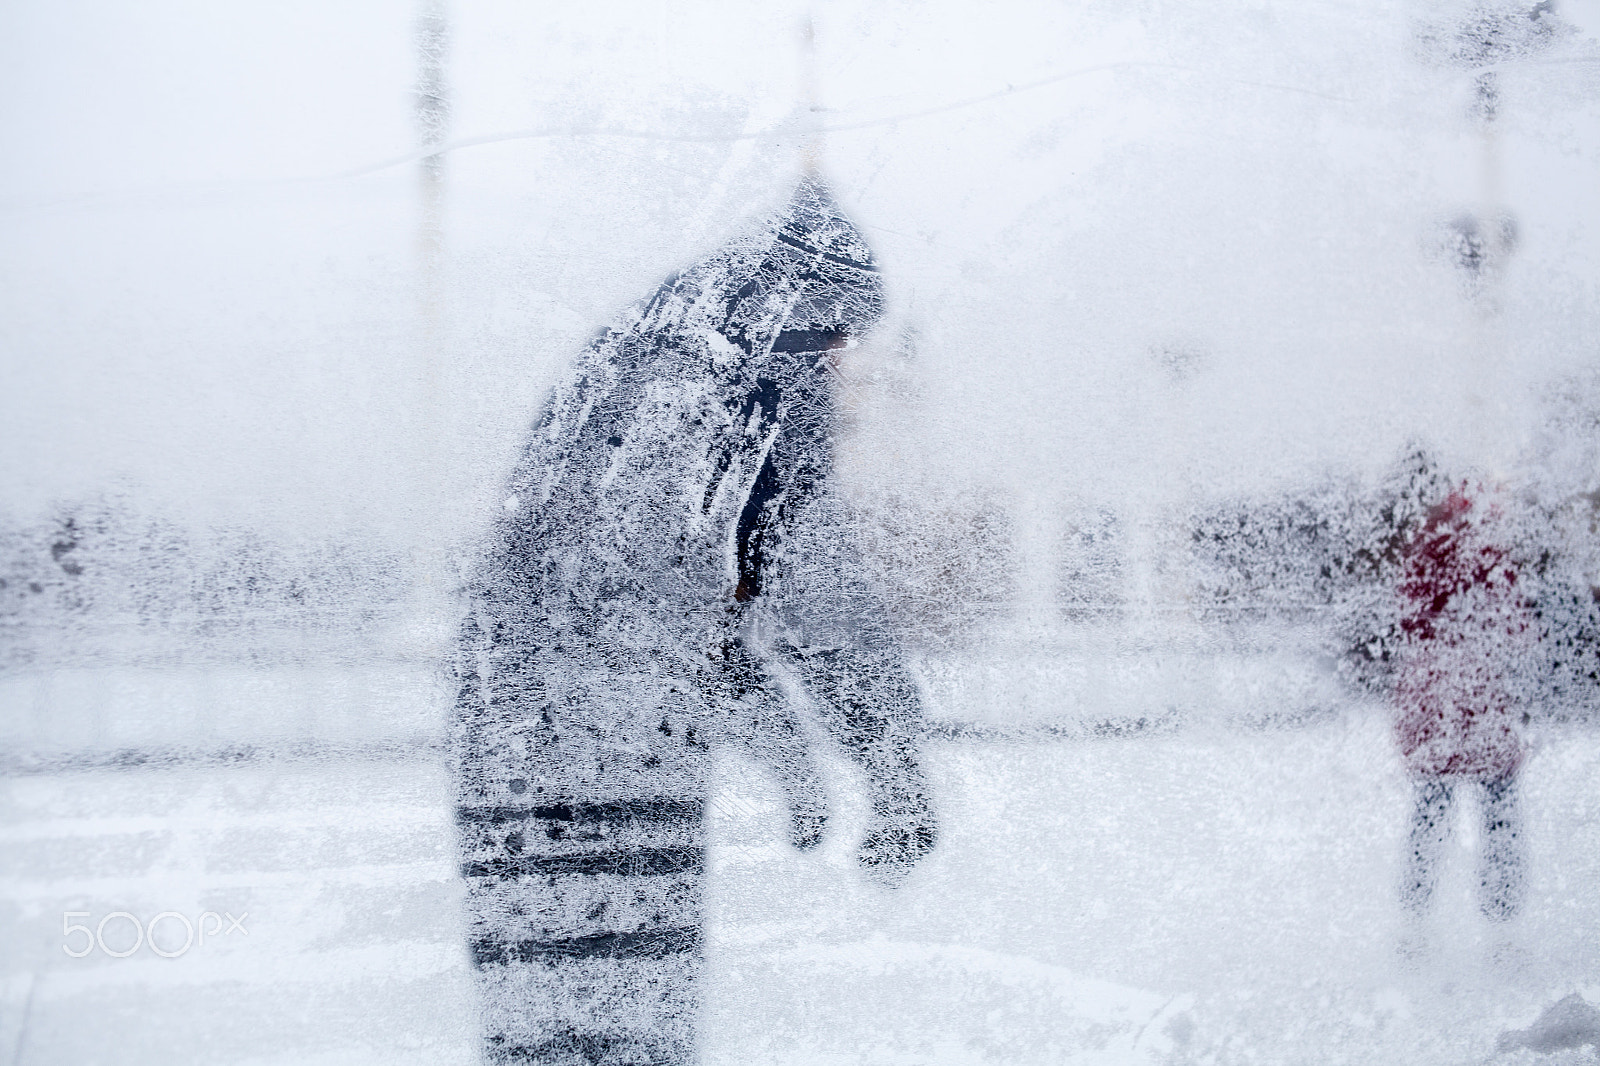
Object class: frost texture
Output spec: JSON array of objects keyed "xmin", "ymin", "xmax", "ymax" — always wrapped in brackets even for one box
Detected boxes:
[
  {"xmin": 453, "ymin": 178, "xmax": 936, "ymax": 1064},
  {"xmin": 1192, "ymin": 447, "xmax": 1600, "ymax": 721},
  {"xmin": 0, "ymin": 496, "xmax": 407, "ymax": 673},
  {"xmin": 1411, "ymin": 0, "xmax": 1571, "ymax": 69},
  {"xmin": 1192, "ymin": 444, "xmax": 1600, "ymax": 926}
]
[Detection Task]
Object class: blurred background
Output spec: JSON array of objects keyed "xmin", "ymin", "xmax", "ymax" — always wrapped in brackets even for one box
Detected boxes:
[{"xmin": 3, "ymin": 1, "xmax": 1600, "ymax": 1063}]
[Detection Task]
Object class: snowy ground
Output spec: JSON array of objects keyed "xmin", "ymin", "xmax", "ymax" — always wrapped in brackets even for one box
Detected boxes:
[{"xmin": 4, "ymin": 665, "xmax": 1600, "ymax": 1064}]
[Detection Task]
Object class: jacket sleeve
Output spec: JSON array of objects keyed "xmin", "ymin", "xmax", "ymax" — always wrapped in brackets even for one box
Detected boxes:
[{"xmin": 732, "ymin": 422, "xmax": 935, "ymax": 847}]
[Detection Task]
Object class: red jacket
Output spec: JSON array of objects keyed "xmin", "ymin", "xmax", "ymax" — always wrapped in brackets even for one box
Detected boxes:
[{"xmin": 1393, "ymin": 487, "xmax": 1528, "ymax": 778}]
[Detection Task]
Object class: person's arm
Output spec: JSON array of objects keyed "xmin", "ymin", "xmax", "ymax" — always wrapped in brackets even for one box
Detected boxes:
[
  {"xmin": 728, "ymin": 419, "xmax": 937, "ymax": 884},
  {"xmin": 782, "ymin": 643, "xmax": 938, "ymax": 884}
]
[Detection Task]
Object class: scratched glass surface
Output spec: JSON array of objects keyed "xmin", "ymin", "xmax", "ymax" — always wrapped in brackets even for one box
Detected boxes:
[{"xmin": 3, "ymin": 1, "xmax": 1600, "ymax": 1063}]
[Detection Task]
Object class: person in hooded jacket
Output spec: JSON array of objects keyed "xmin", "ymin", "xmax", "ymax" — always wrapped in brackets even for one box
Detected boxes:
[
  {"xmin": 452, "ymin": 177, "xmax": 937, "ymax": 1065},
  {"xmin": 1393, "ymin": 482, "xmax": 1531, "ymax": 925}
]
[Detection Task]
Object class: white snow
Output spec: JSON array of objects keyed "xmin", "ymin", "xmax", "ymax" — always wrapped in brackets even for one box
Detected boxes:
[{"xmin": 6, "ymin": 682, "xmax": 1600, "ymax": 1063}]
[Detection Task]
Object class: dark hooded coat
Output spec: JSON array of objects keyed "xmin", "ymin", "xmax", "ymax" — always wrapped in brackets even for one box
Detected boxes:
[
  {"xmin": 452, "ymin": 180, "xmax": 933, "ymax": 1065},
  {"xmin": 455, "ymin": 178, "xmax": 926, "ymax": 807}
]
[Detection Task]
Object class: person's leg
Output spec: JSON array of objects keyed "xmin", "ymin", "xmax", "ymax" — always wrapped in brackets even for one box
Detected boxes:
[
  {"xmin": 455, "ymin": 663, "xmax": 708, "ymax": 1065},
  {"xmin": 459, "ymin": 797, "xmax": 705, "ymax": 1064},
  {"xmin": 1400, "ymin": 776, "xmax": 1454, "ymax": 918},
  {"xmin": 1477, "ymin": 772, "xmax": 1525, "ymax": 923}
]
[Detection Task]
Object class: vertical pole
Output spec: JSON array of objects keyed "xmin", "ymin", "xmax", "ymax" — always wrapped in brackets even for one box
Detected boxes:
[
  {"xmin": 797, "ymin": 13, "xmax": 822, "ymax": 176},
  {"xmin": 410, "ymin": 0, "xmax": 451, "ymax": 649},
  {"xmin": 1464, "ymin": 70, "xmax": 1512, "ymax": 464},
  {"xmin": 1432, "ymin": 3, "xmax": 1563, "ymax": 469},
  {"xmin": 416, "ymin": 0, "xmax": 450, "ymax": 324}
]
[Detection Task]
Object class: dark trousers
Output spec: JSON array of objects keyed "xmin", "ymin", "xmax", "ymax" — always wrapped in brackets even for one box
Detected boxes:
[
  {"xmin": 457, "ymin": 794, "xmax": 704, "ymax": 1064},
  {"xmin": 452, "ymin": 627, "xmax": 838, "ymax": 1063},
  {"xmin": 454, "ymin": 654, "xmax": 713, "ymax": 1066},
  {"xmin": 1401, "ymin": 772, "xmax": 1524, "ymax": 922}
]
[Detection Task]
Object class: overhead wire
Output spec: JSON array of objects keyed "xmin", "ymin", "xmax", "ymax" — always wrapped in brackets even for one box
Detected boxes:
[
  {"xmin": 3, "ymin": 58, "xmax": 1365, "ymax": 214},
  {"xmin": 9, "ymin": 45, "xmax": 1593, "ymax": 215}
]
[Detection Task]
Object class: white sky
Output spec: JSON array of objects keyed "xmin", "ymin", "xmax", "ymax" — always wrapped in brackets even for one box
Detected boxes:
[{"xmin": 2, "ymin": 0, "xmax": 1598, "ymax": 546}]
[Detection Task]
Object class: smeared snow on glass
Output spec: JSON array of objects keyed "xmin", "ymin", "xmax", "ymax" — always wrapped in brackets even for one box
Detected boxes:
[{"xmin": 2, "ymin": 0, "xmax": 1600, "ymax": 1062}]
